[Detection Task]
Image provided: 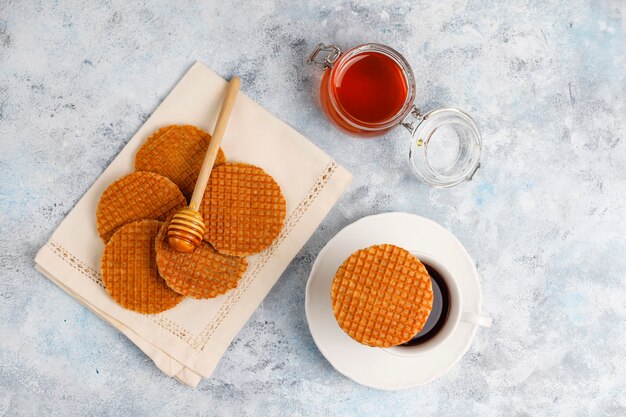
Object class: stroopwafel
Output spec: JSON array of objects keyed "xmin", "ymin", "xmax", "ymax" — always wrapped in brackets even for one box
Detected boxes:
[
  {"xmin": 200, "ymin": 162, "xmax": 286, "ymax": 257},
  {"xmin": 135, "ymin": 124, "xmax": 226, "ymax": 199},
  {"xmin": 96, "ymin": 171, "xmax": 186, "ymax": 242},
  {"xmin": 155, "ymin": 217, "xmax": 248, "ymax": 299},
  {"xmin": 101, "ymin": 220, "xmax": 184, "ymax": 314},
  {"xmin": 331, "ymin": 244, "xmax": 434, "ymax": 348}
]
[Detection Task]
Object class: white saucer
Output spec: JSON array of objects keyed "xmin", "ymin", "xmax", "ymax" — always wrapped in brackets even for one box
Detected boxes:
[{"xmin": 305, "ymin": 212, "xmax": 490, "ymax": 390}]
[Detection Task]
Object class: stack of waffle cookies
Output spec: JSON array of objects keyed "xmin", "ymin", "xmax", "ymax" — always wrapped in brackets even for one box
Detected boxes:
[{"xmin": 96, "ymin": 125, "xmax": 286, "ymax": 314}]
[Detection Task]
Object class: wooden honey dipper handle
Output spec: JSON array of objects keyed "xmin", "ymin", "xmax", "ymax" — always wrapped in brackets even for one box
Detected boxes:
[
  {"xmin": 167, "ymin": 77, "xmax": 240, "ymax": 253},
  {"xmin": 189, "ymin": 76, "xmax": 241, "ymax": 210}
]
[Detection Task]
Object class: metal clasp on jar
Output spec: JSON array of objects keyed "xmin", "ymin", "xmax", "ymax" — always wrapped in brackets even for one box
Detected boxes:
[
  {"xmin": 307, "ymin": 43, "xmax": 341, "ymax": 69},
  {"xmin": 401, "ymin": 105, "xmax": 424, "ymax": 135}
]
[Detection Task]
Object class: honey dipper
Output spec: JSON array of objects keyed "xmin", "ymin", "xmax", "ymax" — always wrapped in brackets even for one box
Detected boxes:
[{"xmin": 167, "ymin": 77, "xmax": 241, "ymax": 252}]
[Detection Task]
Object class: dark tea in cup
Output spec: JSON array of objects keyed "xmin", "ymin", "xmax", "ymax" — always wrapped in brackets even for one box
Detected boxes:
[{"xmin": 402, "ymin": 263, "xmax": 450, "ymax": 346}]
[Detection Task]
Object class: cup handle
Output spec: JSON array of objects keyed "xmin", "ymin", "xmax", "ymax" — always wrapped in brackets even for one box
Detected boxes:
[{"xmin": 461, "ymin": 311, "xmax": 492, "ymax": 328}]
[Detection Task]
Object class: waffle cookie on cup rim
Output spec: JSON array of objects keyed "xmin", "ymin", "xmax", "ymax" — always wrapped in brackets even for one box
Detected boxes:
[
  {"xmin": 331, "ymin": 244, "xmax": 434, "ymax": 348},
  {"xmin": 101, "ymin": 220, "xmax": 184, "ymax": 314},
  {"xmin": 135, "ymin": 124, "xmax": 226, "ymax": 199},
  {"xmin": 201, "ymin": 162, "xmax": 286, "ymax": 257},
  {"xmin": 96, "ymin": 171, "xmax": 186, "ymax": 242},
  {"xmin": 155, "ymin": 217, "xmax": 248, "ymax": 299}
]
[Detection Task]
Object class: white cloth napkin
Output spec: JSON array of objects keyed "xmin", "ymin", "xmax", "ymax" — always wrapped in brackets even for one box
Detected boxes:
[{"xmin": 34, "ymin": 62, "xmax": 352, "ymax": 387}]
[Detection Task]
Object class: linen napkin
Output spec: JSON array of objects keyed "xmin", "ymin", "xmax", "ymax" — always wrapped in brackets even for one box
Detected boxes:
[{"xmin": 34, "ymin": 62, "xmax": 352, "ymax": 387}]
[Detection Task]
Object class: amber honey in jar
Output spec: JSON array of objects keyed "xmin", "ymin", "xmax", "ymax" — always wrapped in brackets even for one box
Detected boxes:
[{"xmin": 308, "ymin": 43, "xmax": 482, "ymax": 187}]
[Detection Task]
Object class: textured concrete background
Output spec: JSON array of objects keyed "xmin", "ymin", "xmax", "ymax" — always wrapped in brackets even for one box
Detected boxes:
[{"xmin": 1, "ymin": 0, "xmax": 625, "ymax": 415}]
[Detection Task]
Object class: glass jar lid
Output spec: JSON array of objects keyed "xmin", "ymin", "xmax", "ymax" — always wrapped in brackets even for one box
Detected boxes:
[{"xmin": 404, "ymin": 107, "xmax": 482, "ymax": 188}]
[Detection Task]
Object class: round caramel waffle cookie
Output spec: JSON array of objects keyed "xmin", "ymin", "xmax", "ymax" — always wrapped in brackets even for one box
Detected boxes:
[
  {"xmin": 155, "ymin": 218, "xmax": 248, "ymax": 299},
  {"xmin": 135, "ymin": 124, "xmax": 227, "ymax": 199},
  {"xmin": 96, "ymin": 171, "xmax": 186, "ymax": 242},
  {"xmin": 101, "ymin": 220, "xmax": 183, "ymax": 314},
  {"xmin": 331, "ymin": 244, "xmax": 434, "ymax": 348},
  {"xmin": 201, "ymin": 162, "xmax": 286, "ymax": 257}
]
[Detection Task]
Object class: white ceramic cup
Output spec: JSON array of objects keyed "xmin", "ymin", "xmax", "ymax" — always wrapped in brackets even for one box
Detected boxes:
[{"xmin": 384, "ymin": 251, "xmax": 492, "ymax": 357}]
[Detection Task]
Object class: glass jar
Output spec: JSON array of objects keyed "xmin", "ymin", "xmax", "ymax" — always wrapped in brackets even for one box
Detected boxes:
[{"xmin": 307, "ymin": 43, "xmax": 482, "ymax": 188}]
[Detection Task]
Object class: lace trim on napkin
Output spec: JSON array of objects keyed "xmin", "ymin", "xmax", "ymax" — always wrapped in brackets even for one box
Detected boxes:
[
  {"xmin": 45, "ymin": 161, "xmax": 338, "ymax": 351},
  {"xmin": 48, "ymin": 242, "xmax": 105, "ymax": 289}
]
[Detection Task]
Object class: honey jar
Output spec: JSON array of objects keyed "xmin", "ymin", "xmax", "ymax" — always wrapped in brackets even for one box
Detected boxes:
[{"xmin": 308, "ymin": 43, "xmax": 482, "ymax": 188}]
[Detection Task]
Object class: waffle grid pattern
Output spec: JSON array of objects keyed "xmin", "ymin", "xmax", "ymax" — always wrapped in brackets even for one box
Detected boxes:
[
  {"xmin": 135, "ymin": 124, "xmax": 226, "ymax": 199},
  {"xmin": 101, "ymin": 220, "xmax": 184, "ymax": 314},
  {"xmin": 155, "ymin": 218, "xmax": 248, "ymax": 299},
  {"xmin": 201, "ymin": 163, "xmax": 286, "ymax": 257},
  {"xmin": 51, "ymin": 161, "xmax": 337, "ymax": 350},
  {"xmin": 331, "ymin": 244, "xmax": 434, "ymax": 347},
  {"xmin": 96, "ymin": 171, "xmax": 186, "ymax": 242}
]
